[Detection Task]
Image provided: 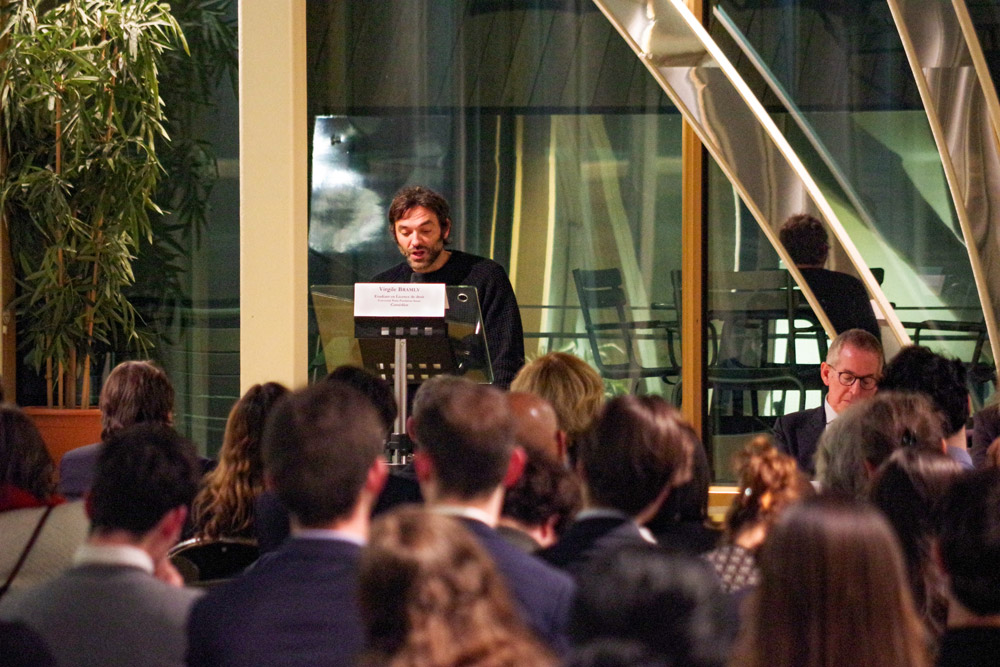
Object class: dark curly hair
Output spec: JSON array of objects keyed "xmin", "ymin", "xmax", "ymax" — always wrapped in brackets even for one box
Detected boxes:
[
  {"xmin": 879, "ymin": 345, "xmax": 969, "ymax": 436},
  {"xmin": 779, "ymin": 214, "xmax": 829, "ymax": 266},
  {"xmin": 387, "ymin": 185, "xmax": 452, "ymax": 245}
]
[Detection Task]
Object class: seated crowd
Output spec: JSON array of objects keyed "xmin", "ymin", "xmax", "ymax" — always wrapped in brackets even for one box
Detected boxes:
[{"xmin": 1, "ymin": 338, "xmax": 999, "ymax": 666}]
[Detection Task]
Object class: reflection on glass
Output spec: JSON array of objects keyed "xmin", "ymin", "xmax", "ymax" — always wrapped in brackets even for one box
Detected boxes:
[
  {"xmin": 306, "ymin": 113, "xmax": 686, "ymax": 398},
  {"xmin": 713, "ymin": 0, "xmax": 994, "ymax": 407}
]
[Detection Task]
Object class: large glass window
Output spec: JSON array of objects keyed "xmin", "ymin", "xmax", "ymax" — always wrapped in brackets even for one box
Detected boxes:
[
  {"xmin": 712, "ymin": 1, "xmax": 995, "ymax": 408},
  {"xmin": 306, "ymin": 3, "xmax": 685, "ymax": 401}
]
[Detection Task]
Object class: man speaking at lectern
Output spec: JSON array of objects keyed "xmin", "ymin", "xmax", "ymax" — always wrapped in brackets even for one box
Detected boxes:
[{"xmin": 372, "ymin": 186, "xmax": 524, "ymax": 389}]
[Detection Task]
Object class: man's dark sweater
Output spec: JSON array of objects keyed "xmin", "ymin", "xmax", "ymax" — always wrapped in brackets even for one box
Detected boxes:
[{"xmin": 372, "ymin": 250, "xmax": 524, "ymax": 388}]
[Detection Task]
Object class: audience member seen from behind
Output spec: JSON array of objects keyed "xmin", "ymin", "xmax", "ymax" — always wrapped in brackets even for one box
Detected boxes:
[
  {"xmin": 971, "ymin": 401, "xmax": 1000, "ymax": 468},
  {"xmin": 772, "ymin": 328, "xmax": 883, "ymax": 475},
  {"xmin": 879, "ymin": 345, "xmax": 972, "ymax": 468},
  {"xmin": 498, "ymin": 450, "xmax": 582, "ymax": 552},
  {"xmin": 568, "ymin": 544, "xmax": 734, "ymax": 667},
  {"xmin": 326, "ymin": 365, "xmax": 422, "ymax": 516},
  {"xmin": 705, "ymin": 436, "xmax": 812, "ymax": 594},
  {"xmin": 732, "ymin": 496, "xmax": 930, "ymax": 667},
  {"xmin": 190, "ymin": 382, "xmax": 289, "ymax": 540},
  {"xmin": 985, "ymin": 437, "xmax": 1000, "ymax": 469},
  {"xmin": 539, "ymin": 395, "xmax": 692, "ymax": 577},
  {"xmin": 0, "ymin": 404, "xmax": 89, "ymax": 597},
  {"xmin": 508, "ymin": 391, "xmax": 564, "ymax": 462},
  {"xmin": 778, "ymin": 214, "xmax": 880, "ymax": 339},
  {"xmin": 58, "ymin": 360, "xmax": 176, "ymax": 498},
  {"xmin": 359, "ymin": 507, "xmax": 555, "ymax": 667},
  {"xmin": 0, "ymin": 620, "xmax": 55, "ymax": 667},
  {"xmin": 510, "ymin": 352, "xmax": 605, "ymax": 464},
  {"xmin": 185, "ymin": 381, "xmax": 389, "ymax": 667},
  {"xmin": 409, "ymin": 375, "xmax": 576, "ymax": 653},
  {"xmin": 253, "ymin": 366, "xmax": 415, "ymax": 554},
  {"xmin": 815, "ymin": 391, "xmax": 945, "ymax": 498},
  {"xmin": 1, "ymin": 424, "xmax": 203, "ymax": 667},
  {"xmin": 869, "ymin": 447, "xmax": 962, "ymax": 639},
  {"xmin": 936, "ymin": 469, "xmax": 1000, "ymax": 667},
  {"xmin": 644, "ymin": 421, "xmax": 719, "ymax": 555}
]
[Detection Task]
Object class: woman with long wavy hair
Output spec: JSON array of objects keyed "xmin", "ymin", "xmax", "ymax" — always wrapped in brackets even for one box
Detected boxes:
[
  {"xmin": 731, "ymin": 495, "xmax": 930, "ymax": 667},
  {"xmin": 191, "ymin": 382, "xmax": 288, "ymax": 539},
  {"xmin": 360, "ymin": 507, "xmax": 555, "ymax": 667}
]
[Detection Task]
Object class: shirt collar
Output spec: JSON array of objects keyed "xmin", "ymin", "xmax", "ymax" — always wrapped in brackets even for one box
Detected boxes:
[
  {"xmin": 824, "ymin": 397, "xmax": 838, "ymax": 424},
  {"xmin": 292, "ymin": 528, "xmax": 366, "ymax": 547},
  {"xmin": 576, "ymin": 507, "xmax": 631, "ymax": 522},
  {"xmin": 73, "ymin": 543, "xmax": 154, "ymax": 574},
  {"xmin": 575, "ymin": 508, "xmax": 657, "ymax": 544},
  {"xmin": 432, "ymin": 505, "xmax": 496, "ymax": 527}
]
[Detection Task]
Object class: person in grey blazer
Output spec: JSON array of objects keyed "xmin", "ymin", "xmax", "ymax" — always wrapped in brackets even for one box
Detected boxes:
[
  {"xmin": 773, "ymin": 329, "xmax": 884, "ymax": 475},
  {"xmin": 1, "ymin": 424, "xmax": 203, "ymax": 667}
]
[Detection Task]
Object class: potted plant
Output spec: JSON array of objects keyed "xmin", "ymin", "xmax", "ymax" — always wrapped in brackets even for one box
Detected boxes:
[{"xmin": 0, "ymin": 0, "xmax": 186, "ymax": 457}]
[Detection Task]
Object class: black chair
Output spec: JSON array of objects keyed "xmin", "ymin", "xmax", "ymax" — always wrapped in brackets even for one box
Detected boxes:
[
  {"xmin": 706, "ymin": 270, "xmax": 812, "ymax": 423},
  {"xmin": 573, "ymin": 268, "xmax": 680, "ymax": 395},
  {"xmin": 168, "ymin": 537, "xmax": 259, "ymax": 587}
]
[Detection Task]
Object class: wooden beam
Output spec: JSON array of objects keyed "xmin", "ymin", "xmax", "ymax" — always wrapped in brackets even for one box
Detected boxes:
[{"xmin": 680, "ymin": 0, "xmax": 706, "ymax": 438}]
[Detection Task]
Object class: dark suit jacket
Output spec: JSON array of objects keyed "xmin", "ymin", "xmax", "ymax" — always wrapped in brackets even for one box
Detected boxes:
[
  {"xmin": 186, "ymin": 537, "xmax": 364, "ymax": 667},
  {"xmin": 972, "ymin": 403, "xmax": 1000, "ymax": 468},
  {"xmin": 57, "ymin": 442, "xmax": 102, "ymax": 498},
  {"xmin": 772, "ymin": 405, "xmax": 826, "ymax": 475},
  {"xmin": 59, "ymin": 441, "xmax": 215, "ymax": 499},
  {"xmin": 538, "ymin": 515, "xmax": 651, "ymax": 578},
  {"xmin": 254, "ymin": 473, "xmax": 424, "ymax": 556},
  {"xmin": 798, "ymin": 268, "xmax": 881, "ymax": 340},
  {"xmin": 459, "ymin": 518, "xmax": 574, "ymax": 653}
]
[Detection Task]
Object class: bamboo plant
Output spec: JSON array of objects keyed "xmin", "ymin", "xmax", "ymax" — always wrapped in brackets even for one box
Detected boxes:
[{"xmin": 0, "ymin": 0, "xmax": 186, "ymax": 407}]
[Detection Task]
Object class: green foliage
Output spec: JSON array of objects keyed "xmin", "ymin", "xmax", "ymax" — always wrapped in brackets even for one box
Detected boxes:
[
  {"xmin": 125, "ymin": 0, "xmax": 236, "ymax": 346},
  {"xmin": 0, "ymin": 0, "xmax": 185, "ymax": 396}
]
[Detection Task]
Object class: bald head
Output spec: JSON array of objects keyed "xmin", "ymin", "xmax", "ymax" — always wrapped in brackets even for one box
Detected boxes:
[{"xmin": 508, "ymin": 392, "xmax": 563, "ymax": 461}]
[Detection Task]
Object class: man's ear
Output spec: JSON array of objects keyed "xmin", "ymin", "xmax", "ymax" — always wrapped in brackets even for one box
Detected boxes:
[
  {"xmin": 366, "ymin": 457, "xmax": 389, "ymax": 498},
  {"xmin": 503, "ymin": 446, "xmax": 527, "ymax": 489},
  {"xmin": 159, "ymin": 506, "xmax": 187, "ymax": 544},
  {"xmin": 555, "ymin": 430, "xmax": 568, "ymax": 466},
  {"xmin": 538, "ymin": 515, "xmax": 559, "ymax": 548},
  {"xmin": 413, "ymin": 449, "xmax": 434, "ymax": 484},
  {"xmin": 820, "ymin": 362, "xmax": 832, "ymax": 388},
  {"xmin": 406, "ymin": 416, "xmax": 417, "ymax": 441},
  {"xmin": 930, "ymin": 539, "xmax": 950, "ymax": 586},
  {"xmin": 442, "ymin": 218, "xmax": 451, "ymax": 241}
]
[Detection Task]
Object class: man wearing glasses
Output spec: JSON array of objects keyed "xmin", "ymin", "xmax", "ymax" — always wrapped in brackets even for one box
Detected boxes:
[{"xmin": 773, "ymin": 329, "xmax": 884, "ymax": 475}]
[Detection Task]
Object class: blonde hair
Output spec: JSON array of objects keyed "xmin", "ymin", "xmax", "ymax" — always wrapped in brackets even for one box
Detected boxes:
[{"xmin": 510, "ymin": 352, "xmax": 604, "ymax": 448}]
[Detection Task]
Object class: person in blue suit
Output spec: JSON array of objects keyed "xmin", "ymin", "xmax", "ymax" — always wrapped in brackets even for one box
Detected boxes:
[
  {"xmin": 185, "ymin": 380, "xmax": 389, "ymax": 667},
  {"xmin": 538, "ymin": 395, "xmax": 692, "ymax": 577},
  {"xmin": 408, "ymin": 375, "xmax": 576, "ymax": 653}
]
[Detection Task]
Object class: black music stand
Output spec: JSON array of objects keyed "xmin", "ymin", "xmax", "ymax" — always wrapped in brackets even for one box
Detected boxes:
[{"xmin": 349, "ymin": 285, "xmax": 491, "ymax": 461}]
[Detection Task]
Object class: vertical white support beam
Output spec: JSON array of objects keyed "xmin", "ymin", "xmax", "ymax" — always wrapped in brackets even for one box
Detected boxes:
[{"xmin": 238, "ymin": 0, "xmax": 308, "ymax": 391}]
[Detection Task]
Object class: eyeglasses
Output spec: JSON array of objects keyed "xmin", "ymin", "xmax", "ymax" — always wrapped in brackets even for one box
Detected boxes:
[{"xmin": 828, "ymin": 365, "xmax": 879, "ymax": 390}]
